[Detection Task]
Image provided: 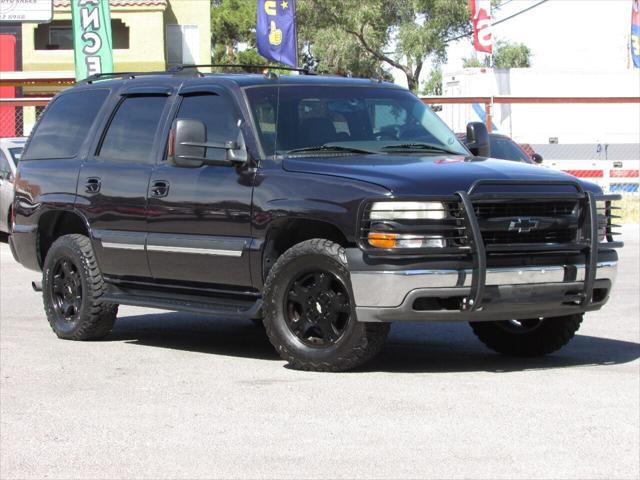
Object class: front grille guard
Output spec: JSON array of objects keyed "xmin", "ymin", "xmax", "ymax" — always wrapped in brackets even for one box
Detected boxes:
[
  {"xmin": 359, "ymin": 179, "xmax": 623, "ymax": 312},
  {"xmin": 456, "ymin": 189, "xmax": 621, "ymax": 311}
]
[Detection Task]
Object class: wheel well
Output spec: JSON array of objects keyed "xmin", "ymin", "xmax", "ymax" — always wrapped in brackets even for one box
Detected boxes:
[
  {"xmin": 37, "ymin": 211, "xmax": 89, "ymax": 266},
  {"xmin": 262, "ymin": 219, "xmax": 351, "ymax": 279}
]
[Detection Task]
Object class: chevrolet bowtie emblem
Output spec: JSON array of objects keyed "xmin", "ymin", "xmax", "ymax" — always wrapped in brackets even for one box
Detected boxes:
[{"xmin": 509, "ymin": 218, "xmax": 539, "ymax": 233}]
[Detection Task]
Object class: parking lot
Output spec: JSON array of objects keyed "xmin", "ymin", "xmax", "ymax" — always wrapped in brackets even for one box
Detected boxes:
[{"xmin": 1, "ymin": 226, "xmax": 638, "ymax": 479}]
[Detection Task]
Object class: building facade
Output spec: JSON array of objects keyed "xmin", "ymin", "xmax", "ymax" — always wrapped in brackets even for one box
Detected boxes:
[
  {"xmin": 21, "ymin": 0, "xmax": 211, "ymax": 75},
  {"xmin": 0, "ymin": 0, "xmax": 210, "ymax": 137},
  {"xmin": 439, "ymin": 67, "xmax": 640, "ymax": 145}
]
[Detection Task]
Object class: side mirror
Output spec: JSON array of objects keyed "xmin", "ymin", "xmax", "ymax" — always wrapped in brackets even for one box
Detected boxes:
[
  {"xmin": 465, "ymin": 122, "xmax": 490, "ymax": 157},
  {"xmin": 170, "ymin": 118, "xmax": 248, "ymax": 168},
  {"xmin": 172, "ymin": 118, "xmax": 207, "ymax": 168},
  {"xmin": 532, "ymin": 153, "xmax": 543, "ymax": 164}
]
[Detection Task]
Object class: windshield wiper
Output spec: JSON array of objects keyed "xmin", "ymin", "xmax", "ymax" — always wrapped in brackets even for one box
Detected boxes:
[
  {"xmin": 286, "ymin": 144, "xmax": 378, "ymax": 155},
  {"xmin": 381, "ymin": 142, "xmax": 462, "ymax": 156}
]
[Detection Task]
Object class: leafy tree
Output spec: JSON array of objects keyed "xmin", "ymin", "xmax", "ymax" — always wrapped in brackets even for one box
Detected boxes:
[
  {"xmin": 493, "ymin": 40, "xmax": 532, "ymax": 68},
  {"xmin": 461, "ymin": 41, "xmax": 531, "ymax": 69},
  {"xmin": 210, "ymin": 0, "xmax": 527, "ymax": 86},
  {"xmin": 297, "ymin": 0, "xmax": 472, "ymax": 91},
  {"xmin": 422, "ymin": 66, "xmax": 442, "ymax": 96},
  {"xmin": 299, "ymin": 29, "xmax": 391, "ymax": 79},
  {"xmin": 210, "ymin": 0, "xmax": 258, "ymax": 64},
  {"xmin": 462, "ymin": 55, "xmax": 486, "ymax": 68}
]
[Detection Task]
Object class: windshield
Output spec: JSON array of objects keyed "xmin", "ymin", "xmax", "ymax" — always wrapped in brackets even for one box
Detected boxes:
[
  {"xmin": 245, "ymin": 85, "xmax": 468, "ymax": 157},
  {"xmin": 489, "ymin": 136, "xmax": 530, "ymax": 163},
  {"xmin": 8, "ymin": 147, "xmax": 23, "ymax": 164}
]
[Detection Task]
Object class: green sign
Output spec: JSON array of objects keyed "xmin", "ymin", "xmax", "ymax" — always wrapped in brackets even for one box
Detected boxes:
[{"xmin": 71, "ymin": 0, "xmax": 114, "ymax": 80}]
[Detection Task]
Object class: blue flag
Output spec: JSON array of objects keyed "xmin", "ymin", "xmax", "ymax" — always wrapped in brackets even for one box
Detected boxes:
[{"xmin": 256, "ymin": 0, "xmax": 298, "ymax": 67}]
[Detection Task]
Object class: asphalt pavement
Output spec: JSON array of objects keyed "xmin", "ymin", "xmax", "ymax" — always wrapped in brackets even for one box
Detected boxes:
[{"xmin": 1, "ymin": 226, "xmax": 639, "ymax": 479}]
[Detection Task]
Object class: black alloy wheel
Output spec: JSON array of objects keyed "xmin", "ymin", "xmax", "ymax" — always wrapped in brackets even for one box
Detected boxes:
[
  {"xmin": 284, "ymin": 269, "xmax": 352, "ymax": 347},
  {"xmin": 50, "ymin": 257, "xmax": 83, "ymax": 324}
]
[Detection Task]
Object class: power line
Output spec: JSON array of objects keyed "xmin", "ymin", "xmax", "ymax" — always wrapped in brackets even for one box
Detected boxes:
[
  {"xmin": 446, "ymin": 0, "xmax": 550, "ymax": 44},
  {"xmin": 494, "ymin": 0, "xmax": 550, "ymax": 27},
  {"xmin": 496, "ymin": 0, "xmax": 517, "ymax": 9}
]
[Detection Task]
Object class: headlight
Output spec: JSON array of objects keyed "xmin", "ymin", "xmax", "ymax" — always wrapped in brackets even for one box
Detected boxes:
[
  {"xmin": 367, "ymin": 232, "xmax": 446, "ymax": 249},
  {"xmin": 369, "ymin": 201, "xmax": 447, "ymax": 220},
  {"xmin": 366, "ymin": 201, "xmax": 449, "ymax": 249}
]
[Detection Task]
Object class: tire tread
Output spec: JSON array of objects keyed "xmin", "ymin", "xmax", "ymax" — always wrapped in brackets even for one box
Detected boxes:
[
  {"xmin": 470, "ymin": 314, "xmax": 583, "ymax": 357},
  {"xmin": 263, "ymin": 238, "xmax": 389, "ymax": 372}
]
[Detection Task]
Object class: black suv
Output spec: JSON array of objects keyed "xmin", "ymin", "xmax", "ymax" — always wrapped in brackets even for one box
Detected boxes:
[{"xmin": 10, "ymin": 68, "xmax": 622, "ymax": 371}]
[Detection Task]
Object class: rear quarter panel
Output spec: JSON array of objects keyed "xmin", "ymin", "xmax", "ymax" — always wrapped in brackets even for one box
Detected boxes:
[{"xmin": 11, "ymin": 159, "xmax": 82, "ymax": 271}]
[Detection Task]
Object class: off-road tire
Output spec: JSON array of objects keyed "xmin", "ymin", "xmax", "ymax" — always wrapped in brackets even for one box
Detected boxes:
[
  {"xmin": 263, "ymin": 239, "xmax": 389, "ymax": 372},
  {"xmin": 470, "ymin": 314, "xmax": 583, "ymax": 357},
  {"xmin": 42, "ymin": 234, "xmax": 118, "ymax": 340}
]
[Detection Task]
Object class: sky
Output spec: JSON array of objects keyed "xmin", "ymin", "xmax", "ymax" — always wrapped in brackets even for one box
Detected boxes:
[{"xmin": 392, "ymin": 0, "xmax": 638, "ymax": 88}]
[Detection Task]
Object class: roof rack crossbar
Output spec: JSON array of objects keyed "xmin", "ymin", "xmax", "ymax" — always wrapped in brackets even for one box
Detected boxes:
[
  {"xmin": 79, "ymin": 70, "xmax": 172, "ymax": 84},
  {"xmin": 171, "ymin": 63, "xmax": 316, "ymax": 75}
]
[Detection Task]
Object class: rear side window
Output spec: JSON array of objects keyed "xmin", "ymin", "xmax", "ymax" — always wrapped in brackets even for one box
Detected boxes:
[
  {"xmin": 99, "ymin": 95, "xmax": 167, "ymax": 162},
  {"xmin": 24, "ymin": 89, "xmax": 109, "ymax": 160}
]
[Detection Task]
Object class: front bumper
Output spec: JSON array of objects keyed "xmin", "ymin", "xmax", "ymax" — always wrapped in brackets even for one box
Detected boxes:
[{"xmin": 347, "ymin": 249, "xmax": 618, "ymax": 323}]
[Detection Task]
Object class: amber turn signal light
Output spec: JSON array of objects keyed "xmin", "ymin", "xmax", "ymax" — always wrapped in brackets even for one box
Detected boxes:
[{"xmin": 368, "ymin": 232, "xmax": 398, "ymax": 248}]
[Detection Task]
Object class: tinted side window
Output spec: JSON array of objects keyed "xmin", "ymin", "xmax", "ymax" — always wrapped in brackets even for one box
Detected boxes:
[
  {"xmin": 176, "ymin": 93, "xmax": 240, "ymax": 157},
  {"xmin": 24, "ymin": 89, "xmax": 109, "ymax": 160},
  {"xmin": 99, "ymin": 95, "xmax": 167, "ymax": 162}
]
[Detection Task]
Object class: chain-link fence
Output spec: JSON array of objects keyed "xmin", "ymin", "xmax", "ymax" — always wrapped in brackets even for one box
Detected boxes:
[{"xmin": 0, "ymin": 99, "xmax": 49, "ymax": 139}]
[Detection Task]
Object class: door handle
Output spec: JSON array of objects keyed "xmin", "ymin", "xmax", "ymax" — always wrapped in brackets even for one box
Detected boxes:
[
  {"xmin": 85, "ymin": 177, "xmax": 101, "ymax": 194},
  {"xmin": 150, "ymin": 180, "xmax": 169, "ymax": 198}
]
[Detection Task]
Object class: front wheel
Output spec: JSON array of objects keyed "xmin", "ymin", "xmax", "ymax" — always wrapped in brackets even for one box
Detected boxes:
[
  {"xmin": 263, "ymin": 239, "xmax": 389, "ymax": 372},
  {"xmin": 470, "ymin": 314, "xmax": 583, "ymax": 357}
]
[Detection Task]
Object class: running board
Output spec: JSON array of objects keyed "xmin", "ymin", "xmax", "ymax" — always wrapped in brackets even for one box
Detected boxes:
[{"xmin": 101, "ymin": 292, "xmax": 262, "ymax": 319}]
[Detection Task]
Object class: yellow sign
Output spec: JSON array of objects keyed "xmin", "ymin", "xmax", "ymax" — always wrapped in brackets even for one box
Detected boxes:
[
  {"xmin": 268, "ymin": 20, "xmax": 282, "ymax": 46},
  {"xmin": 264, "ymin": 0, "xmax": 276, "ymax": 16}
]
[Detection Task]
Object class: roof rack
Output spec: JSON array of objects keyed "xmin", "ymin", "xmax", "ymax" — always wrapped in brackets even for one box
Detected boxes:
[
  {"xmin": 78, "ymin": 63, "xmax": 333, "ymax": 85},
  {"xmin": 171, "ymin": 63, "xmax": 316, "ymax": 75},
  {"xmin": 79, "ymin": 70, "xmax": 171, "ymax": 84}
]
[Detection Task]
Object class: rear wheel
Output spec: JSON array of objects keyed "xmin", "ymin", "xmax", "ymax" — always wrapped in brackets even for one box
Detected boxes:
[
  {"xmin": 42, "ymin": 234, "xmax": 118, "ymax": 340},
  {"xmin": 469, "ymin": 314, "xmax": 583, "ymax": 356},
  {"xmin": 263, "ymin": 239, "xmax": 389, "ymax": 372}
]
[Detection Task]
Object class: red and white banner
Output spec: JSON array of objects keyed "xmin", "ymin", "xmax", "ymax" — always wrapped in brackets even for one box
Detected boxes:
[{"xmin": 469, "ymin": 0, "xmax": 493, "ymax": 54}]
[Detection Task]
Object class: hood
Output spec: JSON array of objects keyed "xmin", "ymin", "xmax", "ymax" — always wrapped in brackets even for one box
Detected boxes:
[{"xmin": 283, "ymin": 154, "xmax": 601, "ymax": 196}]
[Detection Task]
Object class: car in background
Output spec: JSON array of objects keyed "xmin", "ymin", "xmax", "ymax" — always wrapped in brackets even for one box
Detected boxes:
[
  {"xmin": 457, "ymin": 132, "xmax": 543, "ymax": 164},
  {"xmin": 0, "ymin": 137, "xmax": 27, "ymax": 234}
]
